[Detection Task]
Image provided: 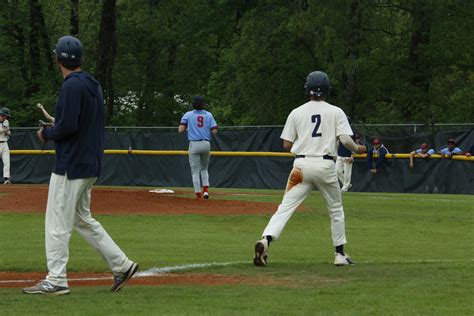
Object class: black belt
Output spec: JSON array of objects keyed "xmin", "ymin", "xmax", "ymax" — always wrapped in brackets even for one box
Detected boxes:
[
  {"xmin": 295, "ymin": 154, "xmax": 334, "ymax": 161},
  {"xmin": 0, "ymin": 141, "xmax": 6, "ymax": 143},
  {"xmin": 191, "ymin": 139, "xmax": 209, "ymax": 142}
]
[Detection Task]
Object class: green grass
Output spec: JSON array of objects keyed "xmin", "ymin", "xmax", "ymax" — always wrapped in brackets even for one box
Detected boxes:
[{"xmin": 0, "ymin": 189, "xmax": 473, "ymax": 315}]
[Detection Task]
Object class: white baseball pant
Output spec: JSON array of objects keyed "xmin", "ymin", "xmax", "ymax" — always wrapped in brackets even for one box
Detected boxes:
[
  {"xmin": 0, "ymin": 142, "xmax": 10, "ymax": 178},
  {"xmin": 188, "ymin": 141, "xmax": 210, "ymax": 193},
  {"xmin": 262, "ymin": 157, "xmax": 347, "ymax": 247},
  {"xmin": 45, "ymin": 173, "xmax": 133, "ymax": 287},
  {"xmin": 335, "ymin": 156, "xmax": 353, "ymax": 190}
]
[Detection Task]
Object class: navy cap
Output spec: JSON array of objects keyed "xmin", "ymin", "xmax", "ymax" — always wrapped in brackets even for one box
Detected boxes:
[
  {"xmin": 192, "ymin": 95, "xmax": 205, "ymax": 105},
  {"xmin": 53, "ymin": 36, "xmax": 83, "ymax": 61},
  {"xmin": 0, "ymin": 108, "xmax": 12, "ymax": 118}
]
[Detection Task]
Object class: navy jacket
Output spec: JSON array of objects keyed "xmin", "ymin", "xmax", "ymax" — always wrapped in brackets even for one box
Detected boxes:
[
  {"xmin": 43, "ymin": 71, "xmax": 105, "ymax": 179},
  {"xmin": 337, "ymin": 134, "xmax": 356, "ymax": 158},
  {"xmin": 367, "ymin": 144, "xmax": 389, "ymax": 170}
]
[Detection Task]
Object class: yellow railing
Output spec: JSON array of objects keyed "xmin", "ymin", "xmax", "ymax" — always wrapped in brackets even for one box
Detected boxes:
[
  {"xmin": 9, "ymin": 150, "xmax": 474, "ymax": 161},
  {"xmin": 352, "ymin": 153, "xmax": 473, "ymax": 161}
]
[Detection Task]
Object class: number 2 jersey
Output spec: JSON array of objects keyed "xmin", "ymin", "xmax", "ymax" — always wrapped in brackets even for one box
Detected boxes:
[
  {"xmin": 280, "ymin": 100, "xmax": 352, "ymax": 157},
  {"xmin": 180, "ymin": 110, "xmax": 218, "ymax": 141}
]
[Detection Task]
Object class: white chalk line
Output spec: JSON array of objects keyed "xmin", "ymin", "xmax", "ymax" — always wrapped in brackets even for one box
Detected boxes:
[
  {"xmin": 1, "ymin": 258, "xmax": 472, "ymax": 284},
  {"xmin": 135, "ymin": 261, "xmax": 247, "ymax": 277}
]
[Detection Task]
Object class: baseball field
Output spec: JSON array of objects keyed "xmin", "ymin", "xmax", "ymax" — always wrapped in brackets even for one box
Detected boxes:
[{"xmin": 0, "ymin": 185, "xmax": 473, "ymax": 315}]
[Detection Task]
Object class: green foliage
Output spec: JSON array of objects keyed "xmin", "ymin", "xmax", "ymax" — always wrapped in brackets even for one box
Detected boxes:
[{"xmin": 0, "ymin": 1, "xmax": 473, "ymax": 126}]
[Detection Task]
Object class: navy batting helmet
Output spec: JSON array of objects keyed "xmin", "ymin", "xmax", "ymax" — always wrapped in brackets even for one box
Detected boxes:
[
  {"xmin": 304, "ymin": 71, "xmax": 330, "ymax": 97},
  {"xmin": 192, "ymin": 95, "xmax": 205, "ymax": 106},
  {"xmin": 0, "ymin": 108, "xmax": 12, "ymax": 118},
  {"xmin": 53, "ymin": 36, "xmax": 83, "ymax": 61},
  {"xmin": 192, "ymin": 95, "xmax": 207, "ymax": 110}
]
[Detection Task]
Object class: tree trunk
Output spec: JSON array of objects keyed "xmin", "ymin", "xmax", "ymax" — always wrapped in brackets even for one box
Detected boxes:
[
  {"xmin": 406, "ymin": 1, "xmax": 432, "ymax": 121},
  {"xmin": 342, "ymin": 0, "xmax": 362, "ymax": 118},
  {"xmin": 37, "ymin": 3, "xmax": 54, "ymax": 75},
  {"xmin": 96, "ymin": 0, "xmax": 117, "ymax": 123},
  {"xmin": 408, "ymin": 3, "xmax": 431, "ymax": 91},
  {"xmin": 27, "ymin": 0, "xmax": 41, "ymax": 96},
  {"xmin": 70, "ymin": 0, "xmax": 79, "ymax": 36},
  {"xmin": 288, "ymin": 0, "xmax": 309, "ymax": 12}
]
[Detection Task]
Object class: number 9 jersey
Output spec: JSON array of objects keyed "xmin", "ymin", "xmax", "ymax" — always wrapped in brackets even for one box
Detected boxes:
[
  {"xmin": 281, "ymin": 100, "xmax": 352, "ymax": 157},
  {"xmin": 180, "ymin": 110, "xmax": 218, "ymax": 141}
]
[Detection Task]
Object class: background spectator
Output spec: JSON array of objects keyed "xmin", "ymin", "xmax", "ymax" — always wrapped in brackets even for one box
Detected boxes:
[
  {"xmin": 465, "ymin": 144, "xmax": 474, "ymax": 157},
  {"xmin": 367, "ymin": 138, "xmax": 389, "ymax": 174},
  {"xmin": 409, "ymin": 142, "xmax": 435, "ymax": 168},
  {"xmin": 438, "ymin": 139, "xmax": 463, "ymax": 158}
]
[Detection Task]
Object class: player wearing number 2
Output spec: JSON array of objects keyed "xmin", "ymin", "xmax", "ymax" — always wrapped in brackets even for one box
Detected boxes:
[
  {"xmin": 253, "ymin": 71, "xmax": 366, "ymax": 267},
  {"xmin": 179, "ymin": 96, "xmax": 218, "ymax": 199}
]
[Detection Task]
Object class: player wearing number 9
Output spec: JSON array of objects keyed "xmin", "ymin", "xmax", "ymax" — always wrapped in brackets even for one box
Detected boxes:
[
  {"xmin": 253, "ymin": 71, "xmax": 367, "ymax": 267},
  {"xmin": 178, "ymin": 96, "xmax": 218, "ymax": 199}
]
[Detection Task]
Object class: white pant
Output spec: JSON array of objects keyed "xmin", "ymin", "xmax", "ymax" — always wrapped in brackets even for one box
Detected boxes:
[
  {"xmin": 188, "ymin": 141, "xmax": 210, "ymax": 193},
  {"xmin": 45, "ymin": 173, "xmax": 132, "ymax": 287},
  {"xmin": 262, "ymin": 157, "xmax": 347, "ymax": 246},
  {"xmin": 335, "ymin": 156, "xmax": 353, "ymax": 190},
  {"xmin": 0, "ymin": 142, "xmax": 10, "ymax": 178}
]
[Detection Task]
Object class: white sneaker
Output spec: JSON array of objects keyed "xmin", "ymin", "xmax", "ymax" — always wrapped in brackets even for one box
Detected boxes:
[
  {"xmin": 23, "ymin": 280, "xmax": 70, "ymax": 295},
  {"xmin": 253, "ymin": 238, "xmax": 269, "ymax": 267},
  {"xmin": 341, "ymin": 184, "xmax": 352, "ymax": 192},
  {"xmin": 334, "ymin": 252, "xmax": 355, "ymax": 266},
  {"xmin": 3, "ymin": 178, "xmax": 11, "ymax": 185}
]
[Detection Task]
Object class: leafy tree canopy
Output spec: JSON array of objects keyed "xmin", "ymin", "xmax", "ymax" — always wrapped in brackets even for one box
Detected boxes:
[{"xmin": 1, "ymin": 0, "xmax": 473, "ymax": 127}]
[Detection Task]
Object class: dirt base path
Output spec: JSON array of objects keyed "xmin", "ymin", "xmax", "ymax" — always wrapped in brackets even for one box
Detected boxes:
[
  {"xmin": 0, "ymin": 271, "xmax": 272, "ymax": 288},
  {"xmin": 0, "ymin": 185, "xmax": 280, "ymax": 215}
]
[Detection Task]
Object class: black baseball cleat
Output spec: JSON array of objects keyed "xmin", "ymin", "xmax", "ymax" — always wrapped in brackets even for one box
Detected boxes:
[
  {"xmin": 111, "ymin": 262, "xmax": 139, "ymax": 292},
  {"xmin": 253, "ymin": 238, "xmax": 269, "ymax": 267}
]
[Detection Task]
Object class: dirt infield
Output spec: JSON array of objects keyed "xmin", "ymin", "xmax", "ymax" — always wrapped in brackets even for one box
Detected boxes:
[
  {"xmin": 0, "ymin": 185, "xmax": 280, "ymax": 215},
  {"xmin": 0, "ymin": 186, "xmax": 284, "ymax": 289},
  {"xmin": 0, "ymin": 271, "xmax": 271, "ymax": 289}
]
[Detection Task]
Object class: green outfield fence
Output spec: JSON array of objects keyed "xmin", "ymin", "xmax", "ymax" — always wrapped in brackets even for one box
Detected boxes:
[{"xmin": 4, "ymin": 124, "xmax": 474, "ymax": 193}]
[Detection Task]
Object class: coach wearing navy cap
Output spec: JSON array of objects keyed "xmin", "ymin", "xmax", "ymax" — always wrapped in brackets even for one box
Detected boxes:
[{"xmin": 24, "ymin": 36, "xmax": 138, "ymax": 295}]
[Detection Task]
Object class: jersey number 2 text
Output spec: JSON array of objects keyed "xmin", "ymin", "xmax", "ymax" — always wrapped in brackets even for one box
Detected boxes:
[{"xmin": 311, "ymin": 114, "xmax": 322, "ymax": 137}]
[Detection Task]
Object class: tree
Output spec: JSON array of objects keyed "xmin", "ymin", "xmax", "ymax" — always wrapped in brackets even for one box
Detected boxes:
[
  {"xmin": 27, "ymin": 0, "xmax": 41, "ymax": 96},
  {"xmin": 70, "ymin": 0, "xmax": 79, "ymax": 36},
  {"xmin": 341, "ymin": 0, "xmax": 362, "ymax": 118},
  {"xmin": 96, "ymin": 0, "xmax": 117, "ymax": 123},
  {"xmin": 0, "ymin": 0, "xmax": 473, "ymax": 126}
]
